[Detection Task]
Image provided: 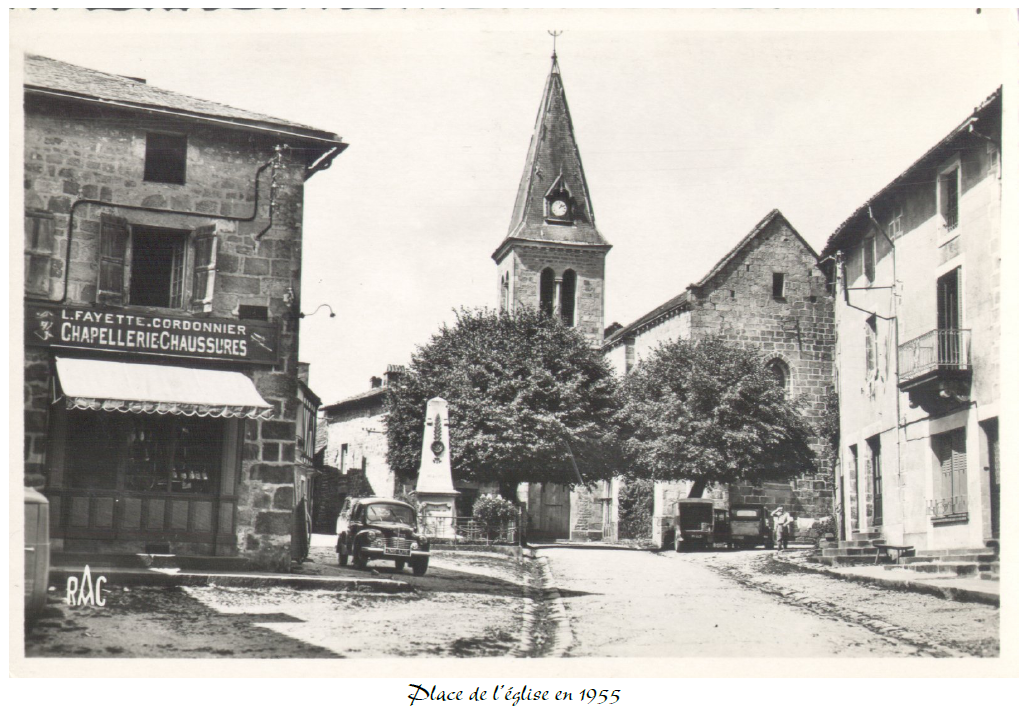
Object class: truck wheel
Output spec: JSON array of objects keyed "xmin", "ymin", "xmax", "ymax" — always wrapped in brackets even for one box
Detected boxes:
[
  {"xmin": 411, "ymin": 557, "xmax": 429, "ymax": 576},
  {"xmin": 674, "ymin": 538, "xmax": 684, "ymax": 553},
  {"xmin": 394, "ymin": 560, "xmax": 406, "ymax": 571},
  {"xmin": 338, "ymin": 552, "xmax": 348, "ymax": 566}
]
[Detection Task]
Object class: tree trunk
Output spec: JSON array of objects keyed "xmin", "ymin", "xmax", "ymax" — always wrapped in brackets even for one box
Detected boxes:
[
  {"xmin": 687, "ymin": 479, "xmax": 707, "ymax": 498},
  {"xmin": 498, "ymin": 480, "xmax": 520, "ymax": 503}
]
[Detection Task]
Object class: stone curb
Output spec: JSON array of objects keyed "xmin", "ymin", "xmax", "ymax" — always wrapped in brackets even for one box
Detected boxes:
[
  {"xmin": 535, "ymin": 556, "xmax": 574, "ymax": 658},
  {"xmin": 529, "ymin": 542, "xmax": 658, "ymax": 552},
  {"xmin": 49, "ymin": 567, "xmax": 415, "ymax": 593},
  {"xmin": 775, "ymin": 556, "xmax": 1000, "ymax": 607}
]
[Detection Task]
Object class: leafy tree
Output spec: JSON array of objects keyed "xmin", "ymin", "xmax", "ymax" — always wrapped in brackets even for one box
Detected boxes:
[
  {"xmin": 615, "ymin": 337, "xmax": 816, "ymax": 496},
  {"xmin": 386, "ymin": 308, "xmax": 620, "ymax": 500}
]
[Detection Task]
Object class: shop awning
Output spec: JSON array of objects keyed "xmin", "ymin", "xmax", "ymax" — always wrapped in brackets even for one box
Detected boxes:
[{"xmin": 54, "ymin": 357, "xmax": 274, "ymax": 419}]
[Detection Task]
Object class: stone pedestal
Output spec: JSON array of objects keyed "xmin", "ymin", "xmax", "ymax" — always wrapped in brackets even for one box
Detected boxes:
[{"xmin": 414, "ymin": 398, "xmax": 459, "ymax": 539}]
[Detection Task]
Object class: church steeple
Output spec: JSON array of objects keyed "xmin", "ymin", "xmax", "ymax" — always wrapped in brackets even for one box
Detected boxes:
[
  {"xmin": 493, "ymin": 52, "xmax": 610, "ymax": 263},
  {"xmin": 493, "ymin": 49, "xmax": 610, "ymax": 348}
]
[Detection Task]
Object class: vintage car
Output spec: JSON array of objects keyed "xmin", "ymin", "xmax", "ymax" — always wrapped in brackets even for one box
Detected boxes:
[
  {"xmin": 728, "ymin": 503, "xmax": 774, "ymax": 549},
  {"xmin": 336, "ymin": 497, "xmax": 430, "ymax": 575},
  {"xmin": 674, "ymin": 499, "xmax": 723, "ymax": 551}
]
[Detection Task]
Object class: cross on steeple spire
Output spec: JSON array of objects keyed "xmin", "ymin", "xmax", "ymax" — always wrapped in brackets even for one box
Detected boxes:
[{"xmin": 548, "ymin": 30, "xmax": 562, "ymax": 65}]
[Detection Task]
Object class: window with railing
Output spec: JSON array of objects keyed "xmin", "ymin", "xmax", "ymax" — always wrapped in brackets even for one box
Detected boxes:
[{"xmin": 898, "ymin": 329, "xmax": 971, "ymax": 382}]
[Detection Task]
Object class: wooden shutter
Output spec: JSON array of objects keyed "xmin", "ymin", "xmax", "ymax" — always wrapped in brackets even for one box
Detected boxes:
[
  {"xmin": 191, "ymin": 225, "xmax": 218, "ymax": 312},
  {"xmin": 950, "ymin": 429, "xmax": 967, "ymax": 509},
  {"xmin": 25, "ymin": 211, "xmax": 55, "ymax": 298},
  {"xmin": 97, "ymin": 213, "xmax": 129, "ymax": 305},
  {"xmin": 936, "ymin": 432, "xmax": 953, "ymax": 505}
]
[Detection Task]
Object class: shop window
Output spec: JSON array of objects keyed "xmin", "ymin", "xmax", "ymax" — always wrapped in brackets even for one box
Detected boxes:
[
  {"xmin": 561, "ymin": 269, "xmax": 577, "ymax": 326},
  {"xmin": 772, "ymin": 272, "xmax": 786, "ymax": 300},
  {"xmin": 97, "ymin": 214, "xmax": 217, "ymax": 311},
  {"xmin": 938, "ymin": 165, "xmax": 959, "ymax": 231},
  {"xmin": 144, "ymin": 132, "xmax": 187, "ymax": 185},
  {"xmin": 66, "ymin": 411, "xmax": 222, "ymax": 495},
  {"xmin": 540, "ymin": 268, "xmax": 555, "ymax": 316}
]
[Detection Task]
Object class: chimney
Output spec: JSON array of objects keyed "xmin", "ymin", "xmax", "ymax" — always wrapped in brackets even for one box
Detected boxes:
[
  {"xmin": 384, "ymin": 364, "xmax": 405, "ymax": 387},
  {"xmin": 370, "ymin": 376, "xmax": 383, "ymax": 389},
  {"xmin": 297, "ymin": 362, "xmax": 311, "ymax": 385}
]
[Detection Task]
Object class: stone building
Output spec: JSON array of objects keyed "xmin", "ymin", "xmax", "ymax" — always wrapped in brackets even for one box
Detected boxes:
[
  {"xmin": 492, "ymin": 51, "xmax": 616, "ymax": 541},
  {"xmin": 819, "ymin": 88, "xmax": 1002, "ymax": 554},
  {"xmin": 319, "ymin": 367, "xmax": 403, "ymax": 503},
  {"xmin": 21, "ymin": 55, "xmax": 345, "ymax": 569},
  {"xmin": 603, "ymin": 210, "xmax": 836, "ymax": 544}
]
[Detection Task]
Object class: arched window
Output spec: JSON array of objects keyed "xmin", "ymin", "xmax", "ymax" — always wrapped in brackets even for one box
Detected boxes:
[
  {"xmin": 539, "ymin": 268, "xmax": 555, "ymax": 316},
  {"xmin": 767, "ymin": 359, "xmax": 789, "ymax": 391},
  {"xmin": 561, "ymin": 269, "xmax": 577, "ymax": 326}
]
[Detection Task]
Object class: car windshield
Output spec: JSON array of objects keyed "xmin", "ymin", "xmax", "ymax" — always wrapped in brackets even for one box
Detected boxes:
[{"xmin": 364, "ymin": 503, "xmax": 416, "ymax": 525}]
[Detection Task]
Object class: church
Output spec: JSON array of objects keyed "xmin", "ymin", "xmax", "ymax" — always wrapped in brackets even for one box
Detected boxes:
[{"xmin": 496, "ymin": 49, "xmax": 836, "ymax": 543}]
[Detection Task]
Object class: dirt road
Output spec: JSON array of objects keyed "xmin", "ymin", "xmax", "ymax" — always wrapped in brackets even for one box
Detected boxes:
[
  {"xmin": 539, "ymin": 546, "xmax": 999, "ymax": 658},
  {"xmin": 25, "ymin": 546, "xmax": 529, "ymax": 659}
]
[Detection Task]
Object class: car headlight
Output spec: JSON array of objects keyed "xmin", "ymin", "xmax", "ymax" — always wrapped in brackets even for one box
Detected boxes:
[{"xmin": 410, "ymin": 541, "xmax": 420, "ymax": 551}]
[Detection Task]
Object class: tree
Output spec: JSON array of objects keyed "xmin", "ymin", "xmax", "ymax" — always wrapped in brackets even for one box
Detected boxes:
[
  {"xmin": 386, "ymin": 308, "xmax": 620, "ymax": 500},
  {"xmin": 615, "ymin": 337, "xmax": 816, "ymax": 496}
]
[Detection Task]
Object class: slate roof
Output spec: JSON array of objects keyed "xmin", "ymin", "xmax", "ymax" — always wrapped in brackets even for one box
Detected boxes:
[
  {"xmin": 24, "ymin": 54, "xmax": 344, "ymax": 144},
  {"xmin": 493, "ymin": 55, "xmax": 609, "ymax": 261},
  {"xmin": 820, "ymin": 87, "xmax": 1001, "ymax": 260},
  {"xmin": 604, "ymin": 210, "xmax": 812, "ymax": 349},
  {"xmin": 322, "ymin": 385, "xmax": 388, "ymax": 412}
]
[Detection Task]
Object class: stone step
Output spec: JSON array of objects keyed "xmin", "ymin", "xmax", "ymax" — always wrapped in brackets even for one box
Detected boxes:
[
  {"xmin": 885, "ymin": 562, "xmax": 980, "ymax": 576},
  {"xmin": 916, "ymin": 547, "xmax": 992, "ymax": 558},
  {"xmin": 897, "ymin": 553, "xmax": 996, "ymax": 565},
  {"xmin": 822, "ymin": 547, "xmax": 877, "ymax": 557},
  {"xmin": 980, "ymin": 570, "xmax": 1000, "ymax": 581},
  {"xmin": 829, "ymin": 555, "xmax": 882, "ymax": 567},
  {"xmin": 897, "ymin": 556, "xmax": 937, "ymax": 565},
  {"xmin": 837, "ymin": 540, "xmax": 876, "ymax": 549},
  {"xmin": 853, "ymin": 531, "xmax": 882, "ymax": 541}
]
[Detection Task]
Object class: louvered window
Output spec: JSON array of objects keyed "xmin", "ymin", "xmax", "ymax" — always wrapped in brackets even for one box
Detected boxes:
[{"xmin": 931, "ymin": 428, "xmax": 968, "ymax": 521}]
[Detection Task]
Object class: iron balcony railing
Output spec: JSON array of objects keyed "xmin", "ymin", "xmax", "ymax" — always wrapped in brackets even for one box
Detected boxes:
[
  {"xmin": 898, "ymin": 328, "xmax": 971, "ymax": 383},
  {"xmin": 927, "ymin": 495, "xmax": 968, "ymax": 520}
]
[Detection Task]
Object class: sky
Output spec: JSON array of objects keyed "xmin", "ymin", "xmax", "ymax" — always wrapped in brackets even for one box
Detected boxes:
[{"xmin": 10, "ymin": 8, "xmax": 1014, "ymax": 406}]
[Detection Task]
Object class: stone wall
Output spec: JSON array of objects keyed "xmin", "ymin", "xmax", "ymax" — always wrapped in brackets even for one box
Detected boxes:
[
  {"xmin": 504, "ymin": 244, "xmax": 606, "ymax": 347},
  {"xmin": 608, "ymin": 214, "xmax": 837, "ymax": 543},
  {"xmin": 23, "ymin": 95, "xmax": 313, "ymax": 570},
  {"xmin": 322, "ymin": 394, "xmax": 393, "ymax": 498}
]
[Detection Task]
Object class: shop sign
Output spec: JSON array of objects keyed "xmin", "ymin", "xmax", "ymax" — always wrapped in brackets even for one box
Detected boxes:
[{"xmin": 26, "ymin": 303, "xmax": 279, "ymax": 364}]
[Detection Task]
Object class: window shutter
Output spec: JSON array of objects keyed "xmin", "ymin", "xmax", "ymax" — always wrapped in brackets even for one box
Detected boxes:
[
  {"xmin": 97, "ymin": 213, "xmax": 129, "ymax": 305},
  {"xmin": 951, "ymin": 429, "xmax": 967, "ymax": 505},
  {"xmin": 190, "ymin": 225, "xmax": 218, "ymax": 312},
  {"xmin": 935, "ymin": 433, "xmax": 953, "ymax": 504},
  {"xmin": 25, "ymin": 211, "xmax": 55, "ymax": 298}
]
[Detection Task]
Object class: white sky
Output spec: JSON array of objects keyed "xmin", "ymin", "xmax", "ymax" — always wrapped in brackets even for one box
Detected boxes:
[{"xmin": 10, "ymin": 8, "xmax": 1014, "ymax": 406}]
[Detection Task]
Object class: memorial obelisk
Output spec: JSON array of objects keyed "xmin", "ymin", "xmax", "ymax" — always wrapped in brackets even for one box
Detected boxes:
[{"xmin": 414, "ymin": 398, "xmax": 459, "ymax": 538}]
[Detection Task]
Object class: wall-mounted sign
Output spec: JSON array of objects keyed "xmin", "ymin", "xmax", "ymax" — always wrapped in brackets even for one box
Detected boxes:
[{"xmin": 26, "ymin": 303, "xmax": 279, "ymax": 364}]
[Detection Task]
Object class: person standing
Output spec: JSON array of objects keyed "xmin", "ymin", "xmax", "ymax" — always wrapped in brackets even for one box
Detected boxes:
[{"xmin": 772, "ymin": 507, "xmax": 794, "ymax": 551}]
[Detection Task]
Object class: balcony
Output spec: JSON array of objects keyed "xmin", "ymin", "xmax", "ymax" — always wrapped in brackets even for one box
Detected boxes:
[{"xmin": 898, "ymin": 329, "xmax": 971, "ymax": 413}]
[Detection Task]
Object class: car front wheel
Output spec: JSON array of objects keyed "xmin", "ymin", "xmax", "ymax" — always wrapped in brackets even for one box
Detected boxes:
[
  {"xmin": 338, "ymin": 552, "xmax": 348, "ymax": 566},
  {"xmin": 353, "ymin": 543, "xmax": 369, "ymax": 569},
  {"xmin": 411, "ymin": 557, "xmax": 429, "ymax": 576},
  {"xmin": 394, "ymin": 560, "xmax": 406, "ymax": 571}
]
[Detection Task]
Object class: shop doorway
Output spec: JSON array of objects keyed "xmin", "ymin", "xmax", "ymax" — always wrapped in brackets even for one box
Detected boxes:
[{"xmin": 49, "ymin": 409, "xmax": 241, "ymax": 554}]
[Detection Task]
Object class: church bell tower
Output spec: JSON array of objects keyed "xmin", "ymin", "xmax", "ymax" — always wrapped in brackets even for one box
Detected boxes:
[{"xmin": 492, "ymin": 49, "xmax": 611, "ymax": 347}]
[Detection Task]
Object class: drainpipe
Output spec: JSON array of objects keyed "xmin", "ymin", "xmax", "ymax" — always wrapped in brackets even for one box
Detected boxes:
[
  {"xmin": 868, "ymin": 205, "xmax": 905, "ymax": 540},
  {"xmin": 53, "ymin": 146, "xmax": 287, "ymax": 304}
]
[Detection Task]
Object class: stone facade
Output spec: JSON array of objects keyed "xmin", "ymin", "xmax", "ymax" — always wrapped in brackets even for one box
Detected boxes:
[
  {"xmin": 21, "ymin": 55, "xmax": 344, "ymax": 570},
  {"xmin": 321, "ymin": 379, "xmax": 394, "ymax": 499},
  {"xmin": 604, "ymin": 210, "xmax": 836, "ymax": 544},
  {"xmin": 821, "ymin": 88, "xmax": 1002, "ymax": 552}
]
